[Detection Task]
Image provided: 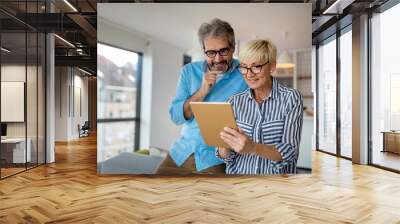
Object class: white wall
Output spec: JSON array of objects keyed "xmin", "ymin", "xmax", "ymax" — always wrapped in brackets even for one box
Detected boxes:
[
  {"xmin": 55, "ymin": 67, "xmax": 69, "ymax": 141},
  {"xmin": 1, "ymin": 64, "xmax": 46, "ymax": 164},
  {"xmin": 54, "ymin": 67, "xmax": 89, "ymax": 141},
  {"xmin": 97, "ymin": 18, "xmax": 147, "ymax": 53},
  {"xmin": 72, "ymin": 74, "xmax": 89, "ymax": 138},
  {"xmin": 98, "ymin": 18, "xmax": 183, "ymax": 151},
  {"xmin": 1, "ymin": 65, "xmax": 33, "ymax": 138},
  {"xmin": 148, "ymin": 38, "xmax": 183, "ymax": 150}
]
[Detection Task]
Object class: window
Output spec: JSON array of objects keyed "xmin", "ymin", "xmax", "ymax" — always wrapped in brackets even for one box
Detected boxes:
[
  {"xmin": 97, "ymin": 43, "xmax": 142, "ymax": 165},
  {"xmin": 317, "ymin": 36, "xmax": 337, "ymax": 155},
  {"xmin": 97, "ymin": 43, "xmax": 139, "ymax": 120},
  {"xmin": 370, "ymin": 3, "xmax": 400, "ymax": 171},
  {"xmin": 316, "ymin": 24, "xmax": 353, "ymax": 159},
  {"xmin": 339, "ymin": 28, "xmax": 352, "ymax": 158},
  {"xmin": 0, "ymin": 3, "xmax": 46, "ymax": 179}
]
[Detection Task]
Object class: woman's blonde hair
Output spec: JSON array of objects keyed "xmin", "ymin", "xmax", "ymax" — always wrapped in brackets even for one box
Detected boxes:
[{"xmin": 239, "ymin": 39, "xmax": 277, "ymax": 64}]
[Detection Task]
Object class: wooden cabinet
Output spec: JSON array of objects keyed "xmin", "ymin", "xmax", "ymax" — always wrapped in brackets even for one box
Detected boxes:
[{"xmin": 382, "ymin": 131, "xmax": 400, "ymax": 154}]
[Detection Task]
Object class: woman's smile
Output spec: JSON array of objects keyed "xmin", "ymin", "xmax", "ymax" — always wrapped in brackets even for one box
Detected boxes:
[{"xmin": 246, "ymin": 77, "xmax": 260, "ymax": 84}]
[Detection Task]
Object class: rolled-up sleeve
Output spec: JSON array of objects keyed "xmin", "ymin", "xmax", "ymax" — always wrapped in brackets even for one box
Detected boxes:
[
  {"xmin": 169, "ymin": 66, "xmax": 192, "ymax": 125},
  {"xmin": 272, "ymin": 90, "xmax": 303, "ymax": 170}
]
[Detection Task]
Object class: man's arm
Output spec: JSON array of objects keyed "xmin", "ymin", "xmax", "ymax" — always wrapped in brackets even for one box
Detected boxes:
[
  {"xmin": 169, "ymin": 67, "xmax": 219, "ymax": 124},
  {"xmin": 182, "ymin": 71, "xmax": 219, "ymax": 120},
  {"xmin": 169, "ymin": 67, "xmax": 192, "ymax": 125}
]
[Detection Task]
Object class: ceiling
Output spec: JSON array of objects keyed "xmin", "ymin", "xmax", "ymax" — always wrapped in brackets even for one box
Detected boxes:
[
  {"xmin": 0, "ymin": 0, "xmax": 391, "ymax": 75},
  {"xmin": 0, "ymin": 0, "xmax": 98, "ymax": 73},
  {"xmin": 98, "ymin": 3, "xmax": 312, "ymax": 53}
]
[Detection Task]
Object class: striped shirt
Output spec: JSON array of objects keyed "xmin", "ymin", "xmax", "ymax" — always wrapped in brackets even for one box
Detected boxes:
[{"xmin": 216, "ymin": 77, "xmax": 303, "ymax": 175}]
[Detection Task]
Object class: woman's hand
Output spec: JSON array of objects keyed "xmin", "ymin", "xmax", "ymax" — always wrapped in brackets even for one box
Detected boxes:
[{"xmin": 220, "ymin": 127, "xmax": 256, "ymax": 154}]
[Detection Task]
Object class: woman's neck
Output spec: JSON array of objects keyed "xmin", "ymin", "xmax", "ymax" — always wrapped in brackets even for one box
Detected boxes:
[{"xmin": 253, "ymin": 77, "xmax": 273, "ymax": 103}]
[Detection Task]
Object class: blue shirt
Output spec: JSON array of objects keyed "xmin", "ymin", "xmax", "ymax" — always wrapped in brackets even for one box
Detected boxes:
[
  {"xmin": 216, "ymin": 77, "xmax": 303, "ymax": 174},
  {"xmin": 169, "ymin": 59, "xmax": 248, "ymax": 171}
]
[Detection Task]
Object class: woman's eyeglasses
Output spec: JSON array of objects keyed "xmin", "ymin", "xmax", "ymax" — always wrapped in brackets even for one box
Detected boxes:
[
  {"xmin": 204, "ymin": 47, "xmax": 230, "ymax": 58},
  {"xmin": 239, "ymin": 62, "xmax": 269, "ymax": 75}
]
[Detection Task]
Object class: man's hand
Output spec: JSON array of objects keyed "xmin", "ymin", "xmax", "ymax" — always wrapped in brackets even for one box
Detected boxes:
[
  {"xmin": 220, "ymin": 127, "xmax": 256, "ymax": 154},
  {"xmin": 199, "ymin": 71, "xmax": 219, "ymax": 96},
  {"xmin": 182, "ymin": 70, "xmax": 220, "ymax": 120}
]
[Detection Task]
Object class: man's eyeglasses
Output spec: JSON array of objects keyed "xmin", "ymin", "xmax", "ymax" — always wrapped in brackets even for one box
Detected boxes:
[
  {"xmin": 204, "ymin": 47, "xmax": 230, "ymax": 58},
  {"xmin": 239, "ymin": 62, "xmax": 269, "ymax": 75}
]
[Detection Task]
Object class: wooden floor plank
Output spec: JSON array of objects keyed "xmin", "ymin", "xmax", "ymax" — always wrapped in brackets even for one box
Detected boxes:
[{"xmin": 0, "ymin": 135, "xmax": 400, "ymax": 223}]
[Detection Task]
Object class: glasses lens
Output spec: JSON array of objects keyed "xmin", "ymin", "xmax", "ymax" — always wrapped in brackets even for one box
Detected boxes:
[
  {"xmin": 251, "ymin": 65, "xmax": 262, "ymax": 74},
  {"xmin": 219, "ymin": 48, "xmax": 229, "ymax": 56},
  {"xmin": 205, "ymin": 50, "xmax": 216, "ymax": 58}
]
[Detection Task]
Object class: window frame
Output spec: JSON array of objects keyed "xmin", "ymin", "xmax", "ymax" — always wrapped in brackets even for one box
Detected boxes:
[
  {"xmin": 315, "ymin": 23, "xmax": 353, "ymax": 161},
  {"xmin": 368, "ymin": 0, "xmax": 400, "ymax": 173},
  {"xmin": 96, "ymin": 41, "xmax": 142, "ymax": 151},
  {"xmin": 0, "ymin": 2, "xmax": 47, "ymax": 179}
]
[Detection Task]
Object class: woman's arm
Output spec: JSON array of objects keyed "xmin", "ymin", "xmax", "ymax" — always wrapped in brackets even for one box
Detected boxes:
[
  {"xmin": 220, "ymin": 92, "xmax": 303, "ymax": 170},
  {"xmin": 252, "ymin": 144, "xmax": 282, "ymax": 162},
  {"xmin": 219, "ymin": 127, "xmax": 283, "ymax": 161},
  {"xmin": 272, "ymin": 91, "xmax": 303, "ymax": 168}
]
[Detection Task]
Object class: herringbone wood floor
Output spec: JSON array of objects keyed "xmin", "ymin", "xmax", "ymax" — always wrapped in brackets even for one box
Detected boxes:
[{"xmin": 1, "ymin": 135, "xmax": 400, "ymax": 224}]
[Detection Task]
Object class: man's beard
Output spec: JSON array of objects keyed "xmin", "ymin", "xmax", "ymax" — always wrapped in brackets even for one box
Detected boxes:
[{"xmin": 208, "ymin": 61, "xmax": 229, "ymax": 73}]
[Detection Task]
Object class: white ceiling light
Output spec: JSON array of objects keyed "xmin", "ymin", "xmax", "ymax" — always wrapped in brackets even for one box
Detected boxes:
[
  {"xmin": 1, "ymin": 47, "xmax": 11, "ymax": 53},
  {"xmin": 277, "ymin": 51, "xmax": 295, "ymax": 69},
  {"xmin": 54, "ymin": 34, "xmax": 75, "ymax": 48},
  {"xmin": 63, "ymin": 0, "xmax": 78, "ymax": 12},
  {"xmin": 276, "ymin": 31, "xmax": 295, "ymax": 69}
]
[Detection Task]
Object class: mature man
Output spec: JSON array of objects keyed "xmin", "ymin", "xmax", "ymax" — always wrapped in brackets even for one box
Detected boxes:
[{"xmin": 156, "ymin": 18, "xmax": 248, "ymax": 175}]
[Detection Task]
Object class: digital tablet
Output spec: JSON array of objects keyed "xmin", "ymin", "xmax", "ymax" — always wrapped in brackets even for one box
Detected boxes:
[{"xmin": 190, "ymin": 102, "xmax": 237, "ymax": 148}]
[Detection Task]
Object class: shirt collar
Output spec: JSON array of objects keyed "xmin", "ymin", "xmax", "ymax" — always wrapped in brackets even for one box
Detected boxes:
[{"xmin": 247, "ymin": 76, "xmax": 279, "ymax": 101}]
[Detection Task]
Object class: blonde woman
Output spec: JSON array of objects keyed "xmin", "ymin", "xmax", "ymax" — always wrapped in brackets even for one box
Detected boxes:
[{"xmin": 216, "ymin": 39, "xmax": 303, "ymax": 174}]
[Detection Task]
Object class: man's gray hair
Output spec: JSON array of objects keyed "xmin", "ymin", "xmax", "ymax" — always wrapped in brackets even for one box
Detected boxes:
[{"xmin": 198, "ymin": 18, "xmax": 235, "ymax": 49}]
